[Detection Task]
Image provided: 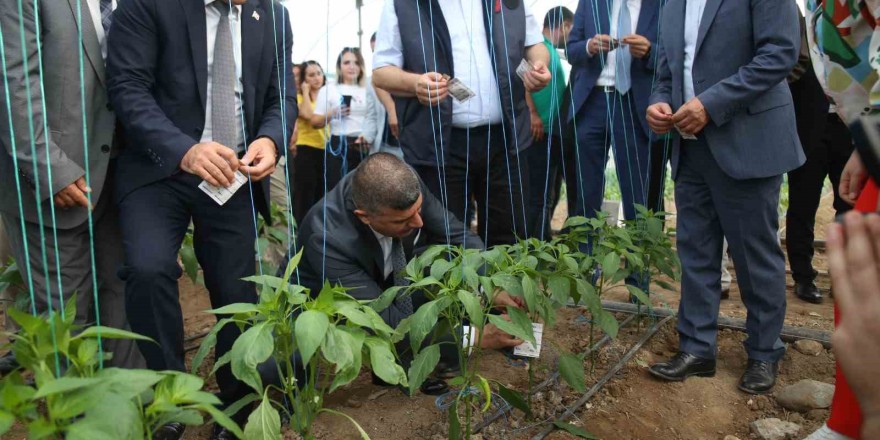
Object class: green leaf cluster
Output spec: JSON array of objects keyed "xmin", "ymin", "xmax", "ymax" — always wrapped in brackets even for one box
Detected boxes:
[{"xmin": 0, "ymin": 295, "xmax": 238, "ymax": 439}]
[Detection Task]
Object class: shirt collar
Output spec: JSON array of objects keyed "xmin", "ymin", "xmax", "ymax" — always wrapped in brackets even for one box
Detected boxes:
[
  {"xmin": 369, "ymin": 226, "xmax": 391, "ymax": 243},
  {"xmin": 205, "ymin": 0, "xmax": 242, "ymax": 15}
]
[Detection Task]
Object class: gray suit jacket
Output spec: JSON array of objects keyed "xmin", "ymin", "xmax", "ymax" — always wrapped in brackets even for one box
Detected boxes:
[
  {"xmin": 650, "ymin": 0, "xmax": 805, "ymax": 180},
  {"xmin": 0, "ymin": 0, "xmax": 117, "ymax": 229}
]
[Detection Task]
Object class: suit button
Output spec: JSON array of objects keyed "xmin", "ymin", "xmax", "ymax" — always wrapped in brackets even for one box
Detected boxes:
[
  {"xmin": 106, "ymin": 102, "xmax": 112, "ymax": 111},
  {"xmin": 194, "ymin": 128, "xmax": 202, "ymax": 136},
  {"xmin": 101, "ymin": 144, "xmax": 110, "ymax": 153}
]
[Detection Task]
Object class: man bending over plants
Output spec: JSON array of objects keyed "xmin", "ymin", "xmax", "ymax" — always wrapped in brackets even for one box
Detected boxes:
[{"xmin": 283, "ymin": 153, "xmax": 524, "ymax": 392}]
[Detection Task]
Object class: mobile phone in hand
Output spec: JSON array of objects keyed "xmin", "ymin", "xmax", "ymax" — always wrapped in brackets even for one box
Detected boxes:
[{"xmin": 341, "ymin": 94, "xmax": 353, "ymax": 108}]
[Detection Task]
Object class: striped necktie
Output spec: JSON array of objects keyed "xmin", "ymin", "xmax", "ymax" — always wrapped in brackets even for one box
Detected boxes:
[{"xmin": 99, "ymin": 0, "xmax": 112, "ymax": 34}]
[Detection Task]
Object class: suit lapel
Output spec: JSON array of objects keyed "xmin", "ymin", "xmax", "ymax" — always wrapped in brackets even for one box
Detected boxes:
[
  {"xmin": 695, "ymin": 0, "xmax": 723, "ymax": 56},
  {"xmin": 668, "ymin": 0, "xmax": 685, "ymax": 70},
  {"xmin": 597, "ymin": 0, "xmax": 611, "ymax": 35},
  {"xmin": 66, "ymin": 0, "xmax": 105, "ymax": 85},
  {"xmin": 181, "ymin": 0, "xmax": 208, "ymax": 111},
  {"xmin": 241, "ymin": 0, "xmax": 264, "ymax": 136},
  {"xmin": 635, "ymin": 0, "xmax": 658, "ymax": 36}
]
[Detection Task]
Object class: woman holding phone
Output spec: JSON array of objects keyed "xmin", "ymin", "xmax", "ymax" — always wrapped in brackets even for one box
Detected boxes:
[
  {"xmin": 311, "ymin": 47, "xmax": 368, "ymax": 191},
  {"xmin": 289, "ymin": 61, "xmax": 329, "ymax": 224}
]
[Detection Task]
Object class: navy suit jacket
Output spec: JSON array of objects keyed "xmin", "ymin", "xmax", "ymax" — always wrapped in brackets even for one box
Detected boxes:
[
  {"xmin": 566, "ymin": 0, "xmax": 664, "ymax": 137},
  {"xmin": 106, "ymin": 0, "xmax": 296, "ymax": 219},
  {"xmin": 650, "ymin": 0, "xmax": 805, "ymax": 180}
]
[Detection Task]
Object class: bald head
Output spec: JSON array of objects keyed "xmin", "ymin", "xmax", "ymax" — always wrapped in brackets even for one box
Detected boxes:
[{"xmin": 352, "ymin": 153, "xmax": 421, "ymax": 214}]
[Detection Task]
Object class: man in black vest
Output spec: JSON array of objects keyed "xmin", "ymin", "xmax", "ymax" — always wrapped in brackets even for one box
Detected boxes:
[{"xmin": 372, "ymin": 0, "xmax": 551, "ymax": 247}]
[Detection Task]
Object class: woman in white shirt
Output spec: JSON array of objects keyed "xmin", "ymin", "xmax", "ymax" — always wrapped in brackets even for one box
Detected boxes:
[{"xmin": 312, "ymin": 47, "xmax": 368, "ymax": 189}]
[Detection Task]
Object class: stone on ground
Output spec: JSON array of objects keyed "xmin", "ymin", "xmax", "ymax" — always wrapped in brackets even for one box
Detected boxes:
[
  {"xmin": 776, "ymin": 380, "xmax": 834, "ymax": 412},
  {"xmin": 793, "ymin": 339, "xmax": 824, "ymax": 356},
  {"xmin": 750, "ymin": 418, "xmax": 802, "ymax": 440}
]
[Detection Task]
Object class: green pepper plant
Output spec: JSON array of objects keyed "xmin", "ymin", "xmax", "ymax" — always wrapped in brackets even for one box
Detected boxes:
[
  {"xmin": 0, "ymin": 295, "xmax": 240, "ymax": 439},
  {"xmin": 193, "ymin": 251, "xmax": 407, "ymax": 440}
]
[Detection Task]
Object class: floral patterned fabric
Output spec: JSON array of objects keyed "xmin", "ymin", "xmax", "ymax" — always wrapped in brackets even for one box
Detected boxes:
[{"xmin": 806, "ymin": 0, "xmax": 880, "ymax": 124}]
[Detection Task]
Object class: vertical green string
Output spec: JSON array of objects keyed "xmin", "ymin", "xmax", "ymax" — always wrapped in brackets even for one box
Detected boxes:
[
  {"xmin": 30, "ymin": 0, "xmax": 68, "ymax": 322},
  {"xmin": 74, "ymin": 0, "xmax": 104, "ymax": 368},
  {"xmin": 0, "ymin": 5, "xmax": 37, "ymax": 317},
  {"xmin": 14, "ymin": 0, "xmax": 62, "ymax": 376}
]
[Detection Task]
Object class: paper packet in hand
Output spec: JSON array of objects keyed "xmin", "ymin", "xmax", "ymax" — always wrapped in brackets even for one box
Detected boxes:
[
  {"xmin": 442, "ymin": 74, "xmax": 475, "ymax": 103},
  {"xmin": 515, "ymin": 58, "xmax": 534, "ymax": 82},
  {"xmin": 513, "ymin": 323, "xmax": 544, "ymax": 358},
  {"xmin": 198, "ymin": 171, "xmax": 247, "ymax": 206}
]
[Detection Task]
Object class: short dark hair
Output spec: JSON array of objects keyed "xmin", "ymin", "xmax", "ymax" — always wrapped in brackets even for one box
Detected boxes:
[
  {"xmin": 543, "ymin": 6, "xmax": 574, "ymax": 29},
  {"xmin": 370, "ymin": 32, "xmax": 377, "ymax": 43},
  {"xmin": 352, "ymin": 153, "xmax": 421, "ymax": 213}
]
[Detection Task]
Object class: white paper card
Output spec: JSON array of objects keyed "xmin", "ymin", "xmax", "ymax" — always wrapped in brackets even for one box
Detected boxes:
[
  {"xmin": 515, "ymin": 58, "xmax": 533, "ymax": 82},
  {"xmin": 676, "ymin": 125, "xmax": 697, "ymax": 140},
  {"xmin": 513, "ymin": 322, "xmax": 544, "ymax": 358},
  {"xmin": 448, "ymin": 78, "xmax": 475, "ymax": 103},
  {"xmin": 198, "ymin": 171, "xmax": 248, "ymax": 206}
]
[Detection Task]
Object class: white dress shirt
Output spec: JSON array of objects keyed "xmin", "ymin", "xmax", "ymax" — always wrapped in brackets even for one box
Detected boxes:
[
  {"xmin": 85, "ymin": 0, "xmax": 116, "ymax": 60},
  {"xmin": 373, "ymin": 0, "xmax": 543, "ymax": 128},
  {"xmin": 201, "ymin": 0, "xmax": 245, "ymax": 150},
  {"xmin": 593, "ymin": 0, "xmax": 641, "ymax": 87},
  {"xmin": 313, "ymin": 83, "xmax": 367, "ymax": 137},
  {"xmin": 372, "ymin": 228, "xmax": 394, "ymax": 279},
  {"xmin": 683, "ymin": 0, "xmax": 707, "ymax": 102}
]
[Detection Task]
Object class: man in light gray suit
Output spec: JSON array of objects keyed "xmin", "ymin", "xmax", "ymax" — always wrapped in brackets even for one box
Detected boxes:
[
  {"xmin": 645, "ymin": 0, "xmax": 802, "ymax": 394},
  {"xmin": 0, "ymin": 0, "xmax": 143, "ymax": 369}
]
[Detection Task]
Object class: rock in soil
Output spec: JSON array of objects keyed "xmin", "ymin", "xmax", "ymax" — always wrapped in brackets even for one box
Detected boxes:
[
  {"xmin": 750, "ymin": 418, "xmax": 802, "ymax": 440},
  {"xmin": 723, "ymin": 436, "xmax": 741, "ymax": 440},
  {"xmin": 776, "ymin": 379, "xmax": 834, "ymax": 412},
  {"xmin": 793, "ymin": 340, "xmax": 824, "ymax": 356}
]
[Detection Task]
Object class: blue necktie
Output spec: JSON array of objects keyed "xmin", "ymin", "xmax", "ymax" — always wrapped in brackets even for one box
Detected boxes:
[
  {"xmin": 99, "ymin": 0, "xmax": 113, "ymax": 34},
  {"xmin": 616, "ymin": 0, "xmax": 632, "ymax": 94}
]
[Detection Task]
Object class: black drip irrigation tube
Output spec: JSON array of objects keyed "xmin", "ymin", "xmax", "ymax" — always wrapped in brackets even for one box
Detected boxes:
[
  {"xmin": 530, "ymin": 314, "xmax": 675, "ymax": 440},
  {"xmin": 473, "ymin": 300, "xmax": 832, "ymax": 436},
  {"xmin": 601, "ymin": 300, "xmax": 832, "ymax": 348},
  {"xmin": 472, "ymin": 313, "xmax": 640, "ymax": 434}
]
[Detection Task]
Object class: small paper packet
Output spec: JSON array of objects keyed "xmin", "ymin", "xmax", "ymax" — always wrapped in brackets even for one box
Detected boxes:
[{"xmin": 198, "ymin": 171, "xmax": 248, "ymax": 206}]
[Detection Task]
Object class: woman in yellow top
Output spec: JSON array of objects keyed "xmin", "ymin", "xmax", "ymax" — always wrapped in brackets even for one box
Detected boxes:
[{"xmin": 290, "ymin": 60, "xmax": 328, "ymax": 224}]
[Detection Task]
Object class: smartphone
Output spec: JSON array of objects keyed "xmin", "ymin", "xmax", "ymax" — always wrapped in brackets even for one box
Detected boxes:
[
  {"xmin": 341, "ymin": 94, "xmax": 353, "ymax": 108},
  {"xmin": 851, "ymin": 114, "xmax": 880, "ymax": 184}
]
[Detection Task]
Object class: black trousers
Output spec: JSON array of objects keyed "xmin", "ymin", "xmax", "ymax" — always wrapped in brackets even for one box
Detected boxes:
[
  {"xmin": 118, "ymin": 172, "xmax": 258, "ymax": 416},
  {"xmin": 290, "ymin": 145, "xmax": 325, "ymax": 225},
  {"xmin": 412, "ymin": 125, "xmax": 529, "ymax": 247},
  {"xmin": 525, "ymin": 134, "xmax": 565, "ymax": 240},
  {"xmin": 786, "ymin": 113, "xmax": 854, "ymax": 283},
  {"xmin": 647, "ymin": 138, "xmax": 673, "ymax": 213}
]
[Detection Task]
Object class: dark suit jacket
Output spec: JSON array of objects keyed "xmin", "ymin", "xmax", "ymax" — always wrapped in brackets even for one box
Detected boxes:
[
  {"xmin": 106, "ymin": 0, "xmax": 296, "ymax": 219},
  {"xmin": 294, "ymin": 173, "xmax": 484, "ymax": 329},
  {"xmin": 650, "ymin": 0, "xmax": 804, "ymax": 180},
  {"xmin": 566, "ymin": 0, "xmax": 664, "ymax": 137}
]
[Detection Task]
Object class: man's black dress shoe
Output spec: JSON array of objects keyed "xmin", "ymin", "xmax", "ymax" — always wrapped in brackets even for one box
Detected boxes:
[
  {"xmin": 649, "ymin": 352, "xmax": 716, "ymax": 381},
  {"xmin": 0, "ymin": 352, "xmax": 19, "ymax": 375},
  {"xmin": 210, "ymin": 425, "xmax": 238, "ymax": 440},
  {"xmin": 795, "ymin": 282, "xmax": 823, "ymax": 304},
  {"xmin": 153, "ymin": 422, "xmax": 186, "ymax": 440},
  {"xmin": 738, "ymin": 359, "xmax": 778, "ymax": 394}
]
